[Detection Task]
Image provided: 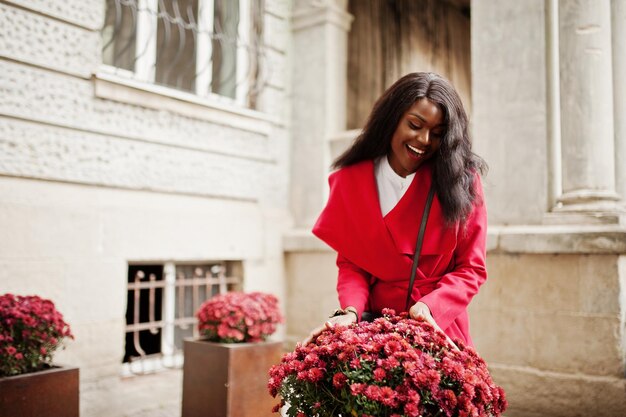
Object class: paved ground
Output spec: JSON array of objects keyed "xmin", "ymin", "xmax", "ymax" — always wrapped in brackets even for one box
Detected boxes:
[
  {"xmin": 132, "ymin": 404, "xmax": 180, "ymax": 417},
  {"xmin": 81, "ymin": 368, "xmax": 183, "ymax": 417},
  {"xmin": 119, "ymin": 368, "xmax": 182, "ymax": 417},
  {"xmin": 84, "ymin": 366, "xmax": 283, "ymax": 416}
]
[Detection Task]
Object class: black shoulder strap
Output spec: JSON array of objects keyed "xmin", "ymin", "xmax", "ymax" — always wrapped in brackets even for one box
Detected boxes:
[{"xmin": 404, "ymin": 183, "xmax": 436, "ymax": 312}]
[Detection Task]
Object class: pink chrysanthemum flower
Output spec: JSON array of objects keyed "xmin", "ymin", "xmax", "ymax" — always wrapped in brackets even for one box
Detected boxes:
[{"xmin": 269, "ymin": 309, "xmax": 507, "ymax": 417}]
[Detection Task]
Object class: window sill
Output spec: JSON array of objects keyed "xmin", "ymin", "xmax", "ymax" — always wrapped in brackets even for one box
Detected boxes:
[{"xmin": 93, "ymin": 69, "xmax": 278, "ymax": 136}]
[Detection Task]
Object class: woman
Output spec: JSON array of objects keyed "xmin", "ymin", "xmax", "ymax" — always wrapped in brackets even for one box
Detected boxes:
[{"xmin": 307, "ymin": 72, "xmax": 487, "ymax": 347}]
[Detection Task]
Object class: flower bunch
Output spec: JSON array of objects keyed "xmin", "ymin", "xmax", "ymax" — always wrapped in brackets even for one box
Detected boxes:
[
  {"xmin": 196, "ymin": 291, "xmax": 284, "ymax": 343},
  {"xmin": 269, "ymin": 309, "xmax": 507, "ymax": 417},
  {"xmin": 0, "ymin": 294, "xmax": 74, "ymax": 377}
]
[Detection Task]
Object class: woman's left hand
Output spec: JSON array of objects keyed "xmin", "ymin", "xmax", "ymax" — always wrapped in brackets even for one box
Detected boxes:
[
  {"xmin": 301, "ymin": 311, "xmax": 357, "ymax": 346},
  {"xmin": 409, "ymin": 301, "xmax": 459, "ymax": 350}
]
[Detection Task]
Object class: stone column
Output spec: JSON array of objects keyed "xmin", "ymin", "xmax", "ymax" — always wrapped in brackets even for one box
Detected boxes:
[
  {"xmin": 613, "ymin": 0, "xmax": 626, "ymax": 203},
  {"xmin": 553, "ymin": 0, "xmax": 622, "ymax": 223},
  {"xmin": 290, "ymin": 0, "xmax": 353, "ymax": 227}
]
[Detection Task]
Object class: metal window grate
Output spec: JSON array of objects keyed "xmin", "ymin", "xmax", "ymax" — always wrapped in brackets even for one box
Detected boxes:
[
  {"xmin": 101, "ymin": 0, "xmax": 268, "ymax": 108},
  {"xmin": 124, "ymin": 261, "xmax": 242, "ymax": 374}
]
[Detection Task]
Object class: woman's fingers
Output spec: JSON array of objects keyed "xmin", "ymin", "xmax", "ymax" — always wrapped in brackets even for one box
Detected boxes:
[
  {"xmin": 409, "ymin": 302, "xmax": 431, "ymax": 321},
  {"xmin": 303, "ymin": 326, "xmax": 319, "ymax": 345},
  {"xmin": 303, "ymin": 309, "xmax": 458, "ymax": 350},
  {"xmin": 302, "ymin": 323, "xmax": 326, "ymax": 345},
  {"xmin": 332, "ymin": 314, "xmax": 357, "ymax": 327},
  {"xmin": 410, "ymin": 302, "xmax": 459, "ymax": 351},
  {"xmin": 302, "ymin": 314, "xmax": 356, "ymax": 345},
  {"xmin": 427, "ymin": 318, "xmax": 459, "ymax": 350},
  {"xmin": 420, "ymin": 314, "xmax": 459, "ymax": 350}
]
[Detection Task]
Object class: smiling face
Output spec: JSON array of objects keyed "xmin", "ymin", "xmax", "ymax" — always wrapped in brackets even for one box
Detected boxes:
[{"xmin": 388, "ymin": 98, "xmax": 444, "ymax": 177}]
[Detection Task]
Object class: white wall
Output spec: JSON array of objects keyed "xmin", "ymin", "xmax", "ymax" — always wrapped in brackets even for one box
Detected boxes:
[
  {"xmin": 472, "ymin": 0, "xmax": 549, "ymax": 225},
  {"xmin": 0, "ymin": 0, "xmax": 292, "ymax": 415}
]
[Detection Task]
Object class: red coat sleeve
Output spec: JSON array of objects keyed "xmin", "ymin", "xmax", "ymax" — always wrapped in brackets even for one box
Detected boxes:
[
  {"xmin": 418, "ymin": 178, "xmax": 488, "ymax": 331},
  {"xmin": 336, "ymin": 254, "xmax": 371, "ymax": 321}
]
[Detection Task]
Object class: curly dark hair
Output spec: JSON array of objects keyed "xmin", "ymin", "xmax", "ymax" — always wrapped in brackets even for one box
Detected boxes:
[{"xmin": 333, "ymin": 72, "xmax": 487, "ymax": 224}]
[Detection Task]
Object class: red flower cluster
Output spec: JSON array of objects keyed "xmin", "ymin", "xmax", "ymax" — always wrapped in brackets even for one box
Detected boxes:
[
  {"xmin": 196, "ymin": 292, "xmax": 284, "ymax": 343},
  {"xmin": 269, "ymin": 309, "xmax": 507, "ymax": 417},
  {"xmin": 0, "ymin": 294, "xmax": 74, "ymax": 377}
]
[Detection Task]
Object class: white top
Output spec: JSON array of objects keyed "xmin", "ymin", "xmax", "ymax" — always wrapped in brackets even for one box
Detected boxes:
[{"xmin": 374, "ymin": 156, "xmax": 416, "ymax": 217}]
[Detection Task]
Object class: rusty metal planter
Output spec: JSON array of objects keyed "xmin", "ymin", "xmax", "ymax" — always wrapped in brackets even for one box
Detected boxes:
[
  {"xmin": 182, "ymin": 339, "xmax": 283, "ymax": 417},
  {"xmin": 0, "ymin": 365, "xmax": 79, "ymax": 417}
]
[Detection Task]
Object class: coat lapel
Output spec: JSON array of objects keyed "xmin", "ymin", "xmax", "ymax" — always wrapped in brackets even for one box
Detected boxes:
[
  {"xmin": 313, "ymin": 161, "xmax": 411, "ymax": 280},
  {"xmin": 312, "ymin": 159, "xmax": 457, "ymax": 281}
]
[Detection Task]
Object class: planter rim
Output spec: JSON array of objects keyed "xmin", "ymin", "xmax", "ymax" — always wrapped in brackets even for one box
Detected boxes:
[
  {"xmin": 184, "ymin": 337, "xmax": 283, "ymax": 348},
  {"xmin": 0, "ymin": 364, "xmax": 78, "ymax": 380}
]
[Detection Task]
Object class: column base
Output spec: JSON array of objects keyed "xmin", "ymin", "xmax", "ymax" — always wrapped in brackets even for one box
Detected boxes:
[
  {"xmin": 544, "ymin": 211, "xmax": 626, "ymax": 225},
  {"xmin": 544, "ymin": 191, "xmax": 626, "ymax": 225},
  {"xmin": 556, "ymin": 189, "xmax": 621, "ymax": 205},
  {"xmin": 544, "ymin": 189, "xmax": 626, "ymax": 225}
]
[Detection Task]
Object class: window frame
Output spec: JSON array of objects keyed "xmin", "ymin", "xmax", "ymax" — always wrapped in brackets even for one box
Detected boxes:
[
  {"xmin": 102, "ymin": 0, "xmax": 254, "ymax": 108},
  {"xmin": 121, "ymin": 261, "xmax": 242, "ymax": 376}
]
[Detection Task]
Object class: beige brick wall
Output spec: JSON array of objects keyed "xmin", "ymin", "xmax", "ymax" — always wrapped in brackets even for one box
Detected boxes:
[
  {"xmin": 471, "ymin": 254, "xmax": 623, "ymax": 376},
  {"xmin": 284, "ymin": 231, "xmax": 626, "ymax": 417}
]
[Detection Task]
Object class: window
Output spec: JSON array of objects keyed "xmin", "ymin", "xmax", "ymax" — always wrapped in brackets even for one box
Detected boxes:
[
  {"xmin": 123, "ymin": 261, "xmax": 242, "ymax": 375},
  {"xmin": 101, "ymin": 0, "xmax": 265, "ymax": 107}
]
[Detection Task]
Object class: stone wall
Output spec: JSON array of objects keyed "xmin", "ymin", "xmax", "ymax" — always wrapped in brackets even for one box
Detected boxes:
[
  {"xmin": 0, "ymin": 0, "xmax": 291, "ymax": 415},
  {"xmin": 470, "ymin": 0, "xmax": 626, "ymax": 415},
  {"xmin": 284, "ymin": 2, "xmax": 626, "ymax": 417},
  {"xmin": 283, "ymin": 228, "xmax": 626, "ymax": 416},
  {"xmin": 472, "ymin": 231, "xmax": 626, "ymax": 417}
]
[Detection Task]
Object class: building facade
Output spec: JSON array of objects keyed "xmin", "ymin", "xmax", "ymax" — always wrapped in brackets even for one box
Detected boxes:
[
  {"xmin": 0, "ymin": 0, "xmax": 291, "ymax": 414},
  {"xmin": 1, "ymin": 0, "xmax": 625, "ymax": 416},
  {"xmin": 285, "ymin": 1, "xmax": 626, "ymax": 417}
]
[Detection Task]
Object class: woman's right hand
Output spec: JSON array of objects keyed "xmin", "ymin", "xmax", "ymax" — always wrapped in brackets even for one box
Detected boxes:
[
  {"xmin": 302, "ymin": 311, "xmax": 357, "ymax": 345},
  {"xmin": 410, "ymin": 301, "xmax": 458, "ymax": 350}
]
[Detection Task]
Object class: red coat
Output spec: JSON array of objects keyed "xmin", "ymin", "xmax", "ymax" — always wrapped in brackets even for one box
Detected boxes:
[{"xmin": 312, "ymin": 159, "xmax": 487, "ymax": 346}]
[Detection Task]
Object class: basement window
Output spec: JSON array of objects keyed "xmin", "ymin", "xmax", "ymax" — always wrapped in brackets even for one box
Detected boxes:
[{"xmin": 123, "ymin": 261, "xmax": 242, "ymax": 375}]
